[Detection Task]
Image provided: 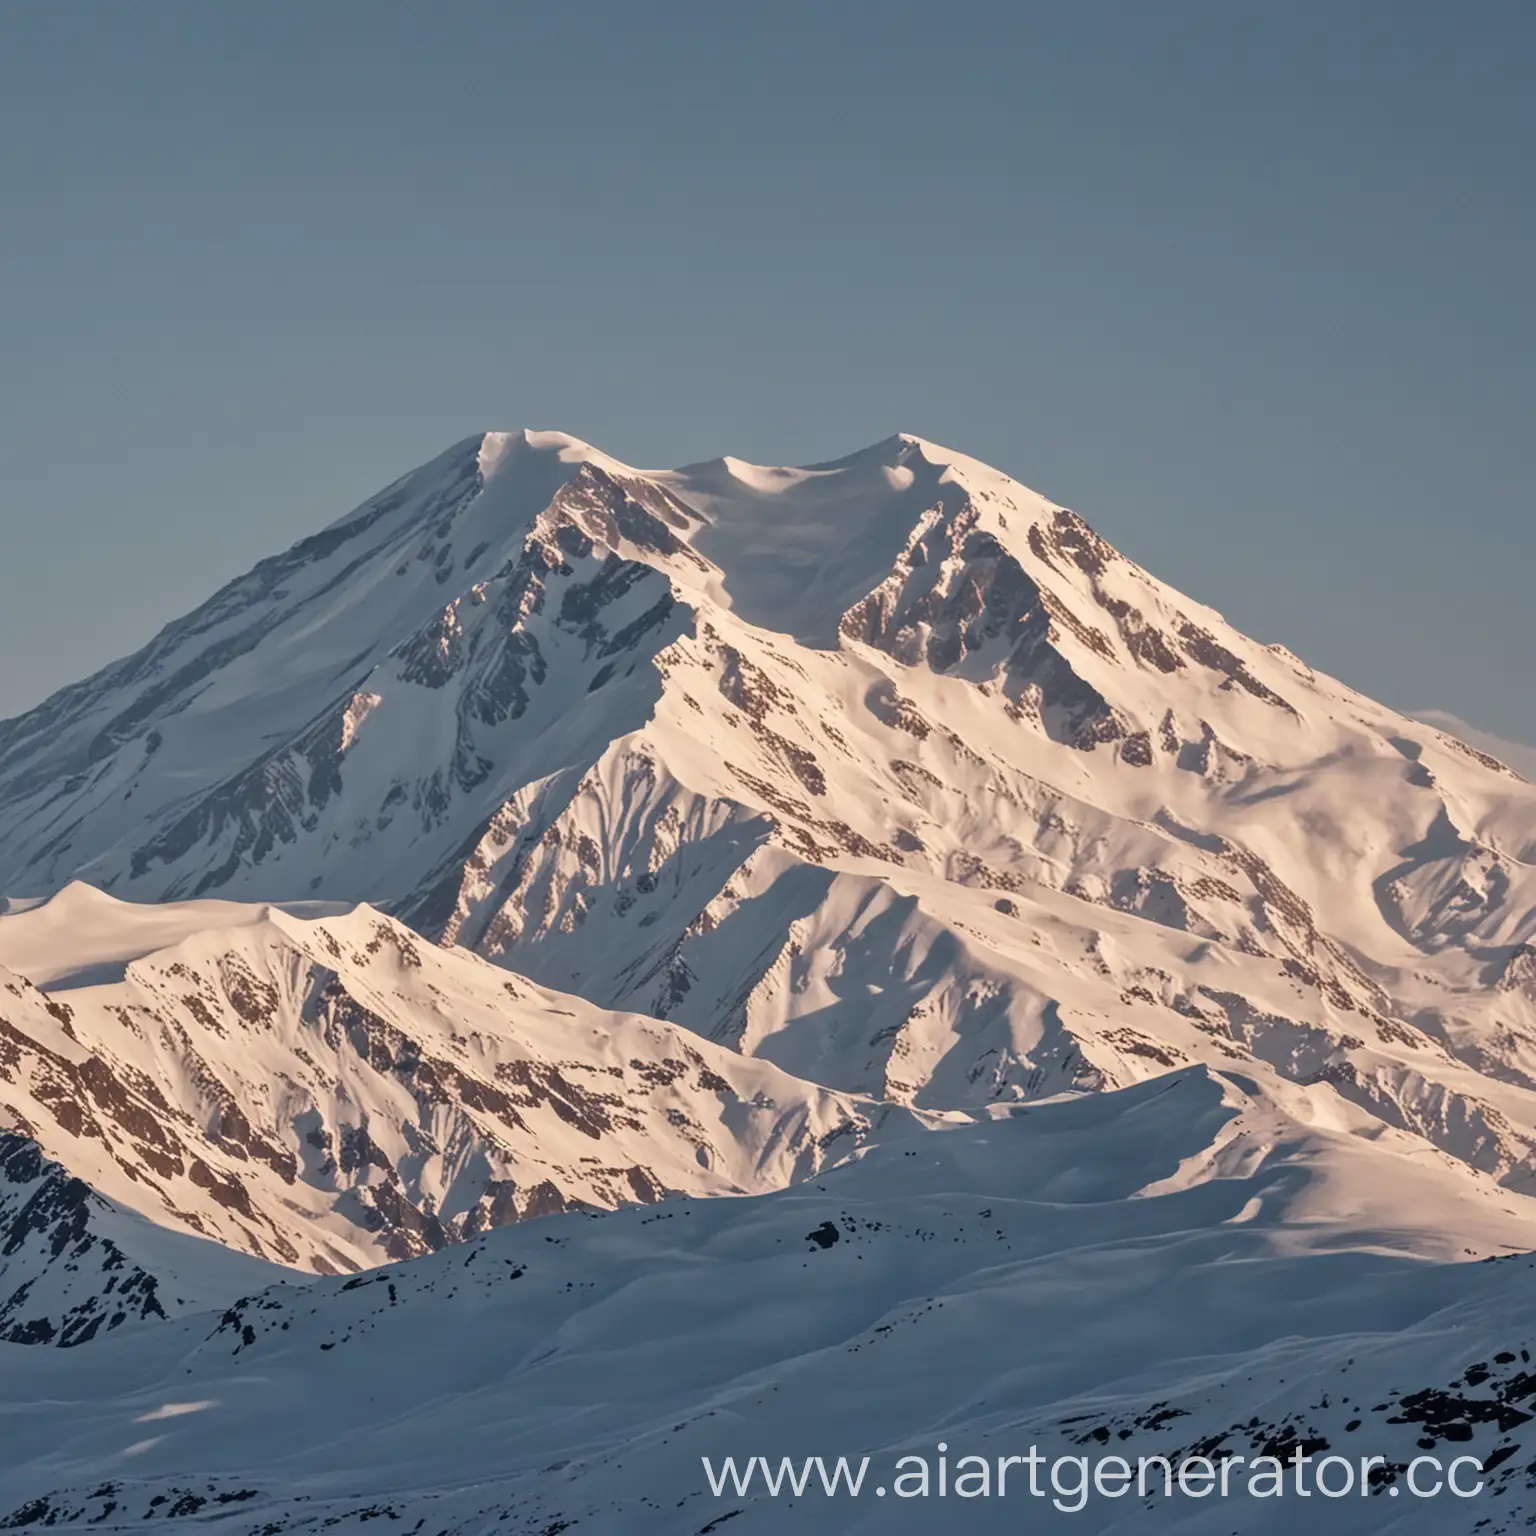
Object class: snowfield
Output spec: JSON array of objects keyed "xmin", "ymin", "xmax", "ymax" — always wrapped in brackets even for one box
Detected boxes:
[{"xmin": 2, "ymin": 428, "xmax": 1535, "ymax": 1531}]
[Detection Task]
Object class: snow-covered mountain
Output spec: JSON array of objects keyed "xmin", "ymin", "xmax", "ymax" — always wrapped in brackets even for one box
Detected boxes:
[
  {"xmin": 5, "ymin": 1068, "xmax": 1536, "ymax": 1534},
  {"xmin": 3, "ymin": 431, "xmax": 1535, "ymax": 1168},
  {"xmin": 4, "ymin": 426, "xmax": 1536, "ymax": 1531},
  {"xmin": 0, "ymin": 884, "xmax": 932, "ymax": 1342}
]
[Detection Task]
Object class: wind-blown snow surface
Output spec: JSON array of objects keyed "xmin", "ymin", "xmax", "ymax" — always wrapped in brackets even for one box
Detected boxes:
[
  {"xmin": 4, "ymin": 1070, "xmax": 1536, "ymax": 1534},
  {"xmin": 4, "ymin": 428, "xmax": 1536, "ymax": 1530}
]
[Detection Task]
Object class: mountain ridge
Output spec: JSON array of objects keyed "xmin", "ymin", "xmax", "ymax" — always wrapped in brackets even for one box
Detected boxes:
[{"xmin": 0, "ymin": 883, "xmax": 935, "ymax": 1322}]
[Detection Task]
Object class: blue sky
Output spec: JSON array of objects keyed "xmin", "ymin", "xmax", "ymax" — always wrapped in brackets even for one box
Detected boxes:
[{"xmin": 1, "ymin": 2, "xmax": 1531, "ymax": 737}]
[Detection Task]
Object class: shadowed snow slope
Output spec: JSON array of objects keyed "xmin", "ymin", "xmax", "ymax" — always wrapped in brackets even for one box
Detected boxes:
[
  {"xmin": 0, "ymin": 1134, "xmax": 285, "ymax": 1347},
  {"xmin": 3, "ymin": 1070, "xmax": 1536, "ymax": 1533}
]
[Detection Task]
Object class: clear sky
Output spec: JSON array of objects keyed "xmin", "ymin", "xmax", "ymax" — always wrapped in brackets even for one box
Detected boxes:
[{"xmin": 1, "ymin": 2, "xmax": 1531, "ymax": 738}]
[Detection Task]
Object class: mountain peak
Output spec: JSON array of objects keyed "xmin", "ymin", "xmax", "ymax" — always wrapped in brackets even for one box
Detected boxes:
[{"xmin": 477, "ymin": 427, "xmax": 622, "ymax": 480}]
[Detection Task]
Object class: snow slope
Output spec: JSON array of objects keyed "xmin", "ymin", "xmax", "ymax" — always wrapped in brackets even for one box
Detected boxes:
[
  {"xmin": 1413, "ymin": 710, "xmax": 1536, "ymax": 782},
  {"xmin": 3, "ymin": 1069, "xmax": 1536, "ymax": 1533}
]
